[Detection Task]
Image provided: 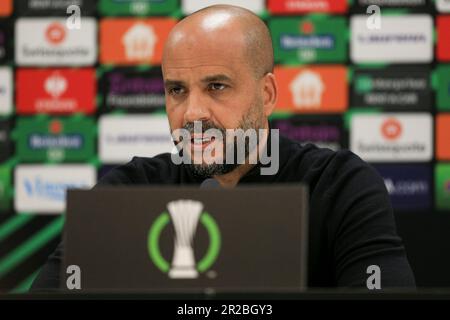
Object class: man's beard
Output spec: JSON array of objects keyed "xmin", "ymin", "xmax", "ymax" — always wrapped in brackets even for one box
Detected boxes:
[{"xmin": 182, "ymin": 103, "xmax": 264, "ymax": 179}]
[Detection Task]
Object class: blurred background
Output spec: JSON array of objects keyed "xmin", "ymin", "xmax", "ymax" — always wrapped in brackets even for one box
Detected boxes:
[{"xmin": 0, "ymin": 0, "xmax": 449, "ymax": 292}]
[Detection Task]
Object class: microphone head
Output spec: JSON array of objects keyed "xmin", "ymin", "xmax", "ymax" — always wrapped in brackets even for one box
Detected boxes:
[{"xmin": 200, "ymin": 178, "xmax": 221, "ymax": 189}]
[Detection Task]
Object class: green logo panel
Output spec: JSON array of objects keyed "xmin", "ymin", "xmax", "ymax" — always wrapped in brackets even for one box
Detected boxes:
[
  {"xmin": 269, "ymin": 17, "xmax": 347, "ymax": 64},
  {"xmin": 99, "ymin": 0, "xmax": 179, "ymax": 16},
  {"xmin": 437, "ymin": 65, "xmax": 450, "ymax": 111},
  {"xmin": 436, "ymin": 164, "xmax": 450, "ymax": 211},
  {"xmin": 148, "ymin": 211, "xmax": 221, "ymax": 274},
  {"xmin": 0, "ymin": 164, "xmax": 11, "ymax": 212},
  {"xmin": 16, "ymin": 117, "xmax": 96, "ymax": 162}
]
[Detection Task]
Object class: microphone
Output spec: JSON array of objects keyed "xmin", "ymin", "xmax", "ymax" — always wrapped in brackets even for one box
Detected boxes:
[{"xmin": 200, "ymin": 178, "xmax": 221, "ymax": 189}]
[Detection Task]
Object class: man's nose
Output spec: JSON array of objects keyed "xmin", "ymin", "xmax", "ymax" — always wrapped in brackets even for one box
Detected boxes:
[{"xmin": 183, "ymin": 91, "xmax": 211, "ymax": 124}]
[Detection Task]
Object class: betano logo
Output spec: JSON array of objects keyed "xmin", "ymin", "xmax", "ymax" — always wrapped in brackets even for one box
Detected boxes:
[{"xmin": 148, "ymin": 200, "xmax": 221, "ymax": 279}]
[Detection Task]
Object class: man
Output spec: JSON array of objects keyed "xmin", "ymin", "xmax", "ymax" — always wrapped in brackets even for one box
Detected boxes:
[{"xmin": 31, "ymin": 5, "xmax": 415, "ymax": 290}]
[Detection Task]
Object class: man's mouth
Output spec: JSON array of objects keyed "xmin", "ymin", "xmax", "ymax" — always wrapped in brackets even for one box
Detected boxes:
[{"xmin": 191, "ymin": 135, "xmax": 216, "ymax": 148}]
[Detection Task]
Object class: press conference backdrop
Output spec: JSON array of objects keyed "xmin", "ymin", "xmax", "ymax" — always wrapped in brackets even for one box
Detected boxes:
[{"xmin": 0, "ymin": 0, "xmax": 449, "ymax": 292}]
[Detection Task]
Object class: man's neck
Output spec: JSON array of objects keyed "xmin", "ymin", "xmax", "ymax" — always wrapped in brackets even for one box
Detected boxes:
[{"xmin": 213, "ymin": 163, "xmax": 255, "ymax": 188}]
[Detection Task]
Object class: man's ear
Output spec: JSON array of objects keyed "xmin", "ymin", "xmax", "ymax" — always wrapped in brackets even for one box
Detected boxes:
[{"xmin": 262, "ymin": 72, "xmax": 278, "ymax": 117}]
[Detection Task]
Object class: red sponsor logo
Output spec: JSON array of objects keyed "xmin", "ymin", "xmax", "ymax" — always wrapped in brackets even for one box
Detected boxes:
[
  {"xmin": 45, "ymin": 22, "xmax": 66, "ymax": 45},
  {"xmin": 268, "ymin": 0, "xmax": 347, "ymax": 14},
  {"xmin": 381, "ymin": 118, "xmax": 402, "ymax": 140},
  {"xmin": 49, "ymin": 120, "xmax": 63, "ymax": 134},
  {"xmin": 16, "ymin": 69, "xmax": 96, "ymax": 115},
  {"xmin": 437, "ymin": 16, "xmax": 450, "ymax": 61},
  {"xmin": 301, "ymin": 21, "xmax": 314, "ymax": 34}
]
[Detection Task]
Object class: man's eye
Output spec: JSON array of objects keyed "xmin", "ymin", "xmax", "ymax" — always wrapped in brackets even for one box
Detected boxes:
[
  {"xmin": 209, "ymin": 83, "xmax": 227, "ymax": 91},
  {"xmin": 168, "ymin": 87, "xmax": 185, "ymax": 96}
]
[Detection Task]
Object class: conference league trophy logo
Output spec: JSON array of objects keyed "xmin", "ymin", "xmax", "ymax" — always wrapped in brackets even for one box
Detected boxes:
[{"xmin": 148, "ymin": 200, "xmax": 221, "ymax": 279}]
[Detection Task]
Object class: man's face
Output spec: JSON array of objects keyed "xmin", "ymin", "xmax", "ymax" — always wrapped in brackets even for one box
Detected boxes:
[{"xmin": 162, "ymin": 28, "xmax": 267, "ymax": 177}]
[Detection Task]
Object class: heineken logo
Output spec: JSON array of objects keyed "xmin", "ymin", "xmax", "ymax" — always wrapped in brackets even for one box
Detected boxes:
[{"xmin": 147, "ymin": 199, "xmax": 221, "ymax": 279}]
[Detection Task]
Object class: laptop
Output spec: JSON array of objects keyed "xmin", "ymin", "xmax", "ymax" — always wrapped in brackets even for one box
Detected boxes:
[{"xmin": 63, "ymin": 185, "xmax": 309, "ymax": 293}]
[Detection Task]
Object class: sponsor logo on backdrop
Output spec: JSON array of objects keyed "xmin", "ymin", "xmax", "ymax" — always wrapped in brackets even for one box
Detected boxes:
[
  {"xmin": 15, "ymin": 18, "xmax": 97, "ymax": 66},
  {"xmin": 0, "ymin": 67, "xmax": 12, "ymax": 115},
  {"xmin": 100, "ymin": 18, "xmax": 176, "ymax": 65},
  {"xmin": 122, "ymin": 23, "xmax": 157, "ymax": 61},
  {"xmin": 0, "ymin": 20, "xmax": 11, "ymax": 63},
  {"xmin": 351, "ymin": 15, "xmax": 433, "ymax": 63},
  {"xmin": 46, "ymin": 22, "xmax": 66, "ymax": 44},
  {"xmin": 271, "ymin": 116, "xmax": 343, "ymax": 150},
  {"xmin": 275, "ymin": 65, "xmax": 347, "ymax": 113},
  {"xmin": 0, "ymin": 0, "xmax": 12, "ymax": 16},
  {"xmin": 437, "ymin": 65, "xmax": 450, "ymax": 111},
  {"xmin": 99, "ymin": 0, "xmax": 178, "ymax": 15},
  {"xmin": 352, "ymin": 67, "xmax": 431, "ymax": 110},
  {"xmin": 436, "ymin": 114, "xmax": 450, "ymax": 160},
  {"xmin": 350, "ymin": 113, "xmax": 433, "ymax": 162},
  {"xmin": 0, "ymin": 165, "xmax": 11, "ymax": 211},
  {"xmin": 182, "ymin": 0, "xmax": 264, "ymax": 14},
  {"xmin": 375, "ymin": 165, "xmax": 431, "ymax": 210},
  {"xmin": 280, "ymin": 21, "xmax": 335, "ymax": 51},
  {"xmin": 148, "ymin": 199, "xmax": 221, "ymax": 279},
  {"xmin": 267, "ymin": 0, "xmax": 347, "ymax": 13},
  {"xmin": 290, "ymin": 69, "xmax": 324, "ymax": 108},
  {"xmin": 271, "ymin": 17, "xmax": 346, "ymax": 63},
  {"xmin": 436, "ymin": 164, "xmax": 450, "ymax": 210},
  {"xmin": 99, "ymin": 115, "xmax": 173, "ymax": 164},
  {"xmin": 101, "ymin": 68, "xmax": 165, "ymax": 112},
  {"xmin": 16, "ymin": 69, "xmax": 96, "ymax": 114},
  {"xmin": 15, "ymin": 0, "xmax": 96, "ymax": 16},
  {"xmin": 16, "ymin": 117, "xmax": 95, "ymax": 162},
  {"xmin": 437, "ymin": 0, "xmax": 450, "ymax": 12},
  {"xmin": 437, "ymin": 16, "xmax": 450, "ymax": 61},
  {"xmin": 0, "ymin": 120, "xmax": 12, "ymax": 163},
  {"xmin": 14, "ymin": 165, "xmax": 96, "ymax": 214},
  {"xmin": 381, "ymin": 118, "xmax": 402, "ymax": 140},
  {"xmin": 354, "ymin": 0, "xmax": 429, "ymax": 9}
]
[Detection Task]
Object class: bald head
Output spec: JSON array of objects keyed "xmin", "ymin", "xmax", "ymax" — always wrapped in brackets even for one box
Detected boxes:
[{"xmin": 162, "ymin": 5, "xmax": 274, "ymax": 77}]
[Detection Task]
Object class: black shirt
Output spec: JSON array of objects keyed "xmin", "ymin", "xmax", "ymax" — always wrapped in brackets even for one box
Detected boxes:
[{"xmin": 31, "ymin": 135, "xmax": 416, "ymax": 290}]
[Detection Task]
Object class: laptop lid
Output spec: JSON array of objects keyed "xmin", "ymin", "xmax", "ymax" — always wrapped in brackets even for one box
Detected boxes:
[{"xmin": 63, "ymin": 185, "xmax": 308, "ymax": 293}]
